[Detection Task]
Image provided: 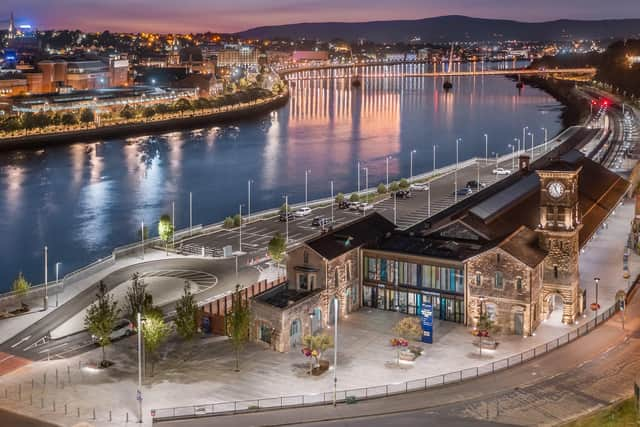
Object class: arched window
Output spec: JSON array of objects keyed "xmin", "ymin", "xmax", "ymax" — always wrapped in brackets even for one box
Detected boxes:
[{"xmin": 334, "ymin": 268, "xmax": 340, "ymax": 287}]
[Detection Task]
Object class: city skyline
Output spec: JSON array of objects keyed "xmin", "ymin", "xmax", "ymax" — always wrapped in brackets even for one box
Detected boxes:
[{"xmin": 2, "ymin": 0, "xmax": 640, "ymax": 34}]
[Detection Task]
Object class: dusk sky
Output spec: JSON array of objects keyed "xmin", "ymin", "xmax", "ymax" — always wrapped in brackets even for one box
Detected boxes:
[{"xmin": 2, "ymin": 0, "xmax": 640, "ymax": 34}]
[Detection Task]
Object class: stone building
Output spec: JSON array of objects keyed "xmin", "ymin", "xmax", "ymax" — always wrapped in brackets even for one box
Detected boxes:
[{"xmin": 250, "ymin": 214, "xmax": 395, "ymax": 352}]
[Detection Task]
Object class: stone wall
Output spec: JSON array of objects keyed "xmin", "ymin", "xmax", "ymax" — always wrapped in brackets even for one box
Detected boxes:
[{"xmin": 466, "ymin": 247, "xmax": 543, "ymax": 336}]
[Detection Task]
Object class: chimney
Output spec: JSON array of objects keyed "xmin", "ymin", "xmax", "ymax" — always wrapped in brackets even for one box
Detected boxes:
[{"xmin": 518, "ymin": 155, "xmax": 530, "ymax": 172}]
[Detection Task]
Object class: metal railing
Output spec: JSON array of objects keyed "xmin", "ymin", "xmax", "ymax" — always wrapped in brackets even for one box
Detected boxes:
[{"xmin": 151, "ymin": 303, "xmax": 620, "ymax": 422}]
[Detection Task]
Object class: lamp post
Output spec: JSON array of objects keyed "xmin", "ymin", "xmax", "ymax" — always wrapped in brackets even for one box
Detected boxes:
[
  {"xmin": 283, "ymin": 195, "xmax": 289, "ymax": 243},
  {"xmin": 332, "ymin": 297, "xmax": 338, "ymax": 407},
  {"xmin": 410, "ymin": 149, "xmax": 416, "ymax": 181},
  {"xmin": 238, "ymin": 204, "xmax": 243, "ymax": 253},
  {"xmin": 484, "ymin": 133, "xmax": 488, "ymax": 162},
  {"xmin": 330, "ymin": 180, "xmax": 334, "ymax": 224},
  {"xmin": 140, "ymin": 221, "xmax": 145, "ymax": 260},
  {"xmin": 514, "ymin": 137, "xmax": 520, "ymax": 154},
  {"xmin": 55, "ymin": 262, "xmax": 61, "ymax": 307},
  {"xmin": 304, "ymin": 170, "xmax": 311, "ymax": 207},
  {"xmin": 522, "ymin": 126, "xmax": 528, "ymax": 152},
  {"xmin": 171, "ymin": 200, "xmax": 175, "ymax": 249},
  {"xmin": 454, "ymin": 138, "xmax": 461, "ymax": 202},
  {"xmin": 393, "ymin": 191, "xmax": 397, "ymax": 225},
  {"xmin": 508, "ymin": 144, "xmax": 515, "ymax": 170},
  {"xmin": 386, "ymin": 156, "xmax": 391, "ymax": 188},
  {"xmin": 357, "ymin": 161, "xmax": 361, "ymax": 194},
  {"xmin": 43, "ymin": 246, "xmax": 48, "ymax": 311},
  {"xmin": 247, "ymin": 180, "xmax": 253, "ymax": 223},
  {"xmin": 541, "ymin": 127, "xmax": 548, "ymax": 153},
  {"xmin": 363, "ymin": 167, "xmax": 369, "ymax": 208},
  {"xmin": 427, "ymin": 184, "xmax": 431, "ymax": 217},
  {"xmin": 137, "ymin": 312, "xmax": 144, "ymax": 424},
  {"xmin": 432, "ymin": 145, "xmax": 437, "ymax": 173},
  {"xmin": 594, "ymin": 277, "xmax": 600, "ymax": 325},
  {"xmin": 189, "ymin": 191, "xmax": 193, "ymax": 236},
  {"xmin": 528, "ymin": 132, "xmax": 534, "ymax": 158}
]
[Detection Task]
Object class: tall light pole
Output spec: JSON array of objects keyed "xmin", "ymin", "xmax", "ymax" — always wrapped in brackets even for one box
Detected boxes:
[
  {"xmin": 508, "ymin": 144, "xmax": 515, "ymax": 170},
  {"xmin": 432, "ymin": 145, "xmax": 437, "ymax": 173},
  {"xmin": 427, "ymin": 185, "xmax": 431, "ymax": 217},
  {"xmin": 332, "ymin": 296, "xmax": 338, "ymax": 407},
  {"xmin": 386, "ymin": 156, "xmax": 391, "ymax": 188},
  {"xmin": 137, "ymin": 312, "xmax": 144, "ymax": 424},
  {"xmin": 238, "ymin": 204, "xmax": 243, "ymax": 253},
  {"xmin": 454, "ymin": 138, "xmax": 461, "ymax": 202},
  {"xmin": 528, "ymin": 132, "xmax": 534, "ymax": 157},
  {"xmin": 189, "ymin": 192, "xmax": 193, "ymax": 236},
  {"xmin": 410, "ymin": 149, "xmax": 416, "ymax": 181},
  {"xmin": 363, "ymin": 167, "xmax": 369, "ymax": 206},
  {"xmin": 171, "ymin": 200, "xmax": 175, "ymax": 249},
  {"xmin": 304, "ymin": 170, "xmax": 311, "ymax": 207},
  {"xmin": 514, "ymin": 138, "xmax": 520, "ymax": 155},
  {"xmin": 484, "ymin": 133, "xmax": 488, "ymax": 162},
  {"xmin": 43, "ymin": 246, "xmax": 48, "ymax": 311},
  {"xmin": 522, "ymin": 126, "xmax": 528, "ymax": 153},
  {"xmin": 141, "ymin": 221, "xmax": 145, "ymax": 260},
  {"xmin": 283, "ymin": 195, "xmax": 289, "ymax": 243},
  {"xmin": 357, "ymin": 161, "xmax": 361, "ymax": 194},
  {"xmin": 541, "ymin": 127, "xmax": 548, "ymax": 153},
  {"xmin": 247, "ymin": 180, "xmax": 253, "ymax": 223},
  {"xmin": 594, "ymin": 277, "xmax": 600, "ymax": 325},
  {"xmin": 55, "ymin": 262, "xmax": 61, "ymax": 307},
  {"xmin": 393, "ymin": 191, "xmax": 397, "ymax": 225},
  {"xmin": 330, "ymin": 180, "xmax": 334, "ymax": 224}
]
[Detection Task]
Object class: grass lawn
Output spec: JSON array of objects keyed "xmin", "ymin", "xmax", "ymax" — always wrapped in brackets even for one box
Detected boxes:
[{"xmin": 565, "ymin": 398, "xmax": 639, "ymax": 427}]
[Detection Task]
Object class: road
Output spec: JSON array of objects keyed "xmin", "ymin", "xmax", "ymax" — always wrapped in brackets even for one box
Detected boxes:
[{"xmin": 0, "ymin": 408, "xmax": 58, "ymax": 427}]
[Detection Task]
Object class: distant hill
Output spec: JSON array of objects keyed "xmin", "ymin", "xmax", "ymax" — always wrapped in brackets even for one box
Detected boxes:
[{"xmin": 236, "ymin": 15, "xmax": 640, "ymax": 43}]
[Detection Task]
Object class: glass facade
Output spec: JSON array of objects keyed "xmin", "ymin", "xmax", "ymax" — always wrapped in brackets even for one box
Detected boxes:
[{"xmin": 363, "ymin": 255, "xmax": 465, "ymax": 324}]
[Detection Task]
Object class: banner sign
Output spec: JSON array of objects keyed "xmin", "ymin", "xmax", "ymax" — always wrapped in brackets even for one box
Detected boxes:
[{"xmin": 421, "ymin": 303, "xmax": 433, "ymax": 344}]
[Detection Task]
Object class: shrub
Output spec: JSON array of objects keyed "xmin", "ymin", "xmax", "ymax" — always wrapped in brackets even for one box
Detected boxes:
[
  {"xmin": 223, "ymin": 216, "xmax": 235, "ymax": 228},
  {"xmin": 389, "ymin": 181, "xmax": 400, "ymax": 192},
  {"xmin": 377, "ymin": 183, "xmax": 387, "ymax": 194},
  {"xmin": 399, "ymin": 178, "xmax": 409, "ymax": 189},
  {"xmin": 349, "ymin": 193, "xmax": 360, "ymax": 202}
]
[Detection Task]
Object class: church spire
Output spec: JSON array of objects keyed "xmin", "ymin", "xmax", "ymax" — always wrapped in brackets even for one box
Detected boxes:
[{"xmin": 8, "ymin": 11, "xmax": 15, "ymax": 39}]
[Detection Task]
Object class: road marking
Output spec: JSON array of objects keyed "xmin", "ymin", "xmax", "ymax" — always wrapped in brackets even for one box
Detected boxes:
[
  {"xmin": 39, "ymin": 342, "xmax": 69, "ymax": 354},
  {"xmin": 10, "ymin": 336, "xmax": 31, "ymax": 349}
]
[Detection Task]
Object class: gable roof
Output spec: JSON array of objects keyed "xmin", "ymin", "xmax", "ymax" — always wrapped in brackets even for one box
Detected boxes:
[
  {"xmin": 305, "ymin": 212, "xmax": 396, "ymax": 260},
  {"xmin": 498, "ymin": 226, "xmax": 547, "ymax": 268}
]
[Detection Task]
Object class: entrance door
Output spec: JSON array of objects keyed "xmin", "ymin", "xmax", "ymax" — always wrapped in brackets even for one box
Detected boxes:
[
  {"xmin": 290, "ymin": 319, "xmax": 301, "ymax": 348},
  {"xmin": 514, "ymin": 311, "xmax": 524, "ymax": 336},
  {"xmin": 260, "ymin": 324, "xmax": 272, "ymax": 344},
  {"xmin": 311, "ymin": 308, "xmax": 322, "ymax": 334}
]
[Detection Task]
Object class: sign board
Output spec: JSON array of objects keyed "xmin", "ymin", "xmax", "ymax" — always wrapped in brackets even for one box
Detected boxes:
[
  {"xmin": 421, "ymin": 303, "xmax": 434, "ymax": 344},
  {"xmin": 223, "ymin": 245, "xmax": 233, "ymax": 257}
]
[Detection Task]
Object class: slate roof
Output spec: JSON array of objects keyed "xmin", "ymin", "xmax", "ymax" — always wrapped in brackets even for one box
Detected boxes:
[
  {"xmin": 305, "ymin": 212, "xmax": 396, "ymax": 260},
  {"xmin": 498, "ymin": 226, "xmax": 547, "ymax": 268}
]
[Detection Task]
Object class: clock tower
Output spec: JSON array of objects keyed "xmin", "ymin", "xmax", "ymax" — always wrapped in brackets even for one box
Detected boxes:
[{"xmin": 536, "ymin": 163, "xmax": 583, "ymax": 324}]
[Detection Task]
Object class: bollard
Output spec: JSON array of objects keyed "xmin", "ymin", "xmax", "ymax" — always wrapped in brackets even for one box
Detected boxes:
[
  {"xmin": 92, "ymin": 408, "xmax": 96, "ymax": 420},
  {"xmin": 53, "ymin": 400, "xmax": 56, "ymax": 412},
  {"xmin": 65, "ymin": 404, "xmax": 68, "ymax": 415},
  {"xmin": 18, "ymin": 384, "xmax": 21, "ymax": 400},
  {"xmin": 31, "ymin": 378, "xmax": 34, "ymax": 389},
  {"xmin": 43, "ymin": 372, "xmax": 47, "ymax": 385},
  {"xmin": 67, "ymin": 366, "xmax": 71, "ymax": 383},
  {"xmin": 56, "ymin": 368, "xmax": 59, "ymax": 386},
  {"xmin": 109, "ymin": 410, "xmax": 112, "ymax": 422},
  {"xmin": 77, "ymin": 407, "xmax": 80, "ymax": 417},
  {"xmin": 4, "ymin": 388, "xmax": 7, "ymax": 399},
  {"xmin": 30, "ymin": 395, "xmax": 33, "ymax": 406},
  {"xmin": 40, "ymin": 397, "xmax": 44, "ymax": 409},
  {"xmin": 126, "ymin": 412, "xmax": 128, "ymax": 423}
]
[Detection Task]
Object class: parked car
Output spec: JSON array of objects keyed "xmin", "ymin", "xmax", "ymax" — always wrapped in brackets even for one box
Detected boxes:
[
  {"xmin": 395, "ymin": 190, "xmax": 413, "ymax": 199},
  {"xmin": 338, "ymin": 200, "xmax": 349, "ymax": 209},
  {"xmin": 492, "ymin": 167, "xmax": 511, "ymax": 176},
  {"xmin": 92, "ymin": 319, "xmax": 134, "ymax": 343},
  {"xmin": 279, "ymin": 211, "xmax": 294, "ymax": 222},
  {"xmin": 312, "ymin": 216, "xmax": 326, "ymax": 226},
  {"xmin": 349, "ymin": 202, "xmax": 361, "ymax": 211},
  {"xmin": 295, "ymin": 207, "xmax": 312, "ymax": 217},
  {"xmin": 453, "ymin": 187, "xmax": 473, "ymax": 196},
  {"xmin": 466, "ymin": 180, "xmax": 486, "ymax": 190},
  {"xmin": 410, "ymin": 183, "xmax": 429, "ymax": 191},
  {"xmin": 358, "ymin": 203, "xmax": 374, "ymax": 212}
]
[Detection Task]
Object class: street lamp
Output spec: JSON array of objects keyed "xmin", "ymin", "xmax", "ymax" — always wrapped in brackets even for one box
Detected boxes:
[
  {"xmin": 484, "ymin": 133, "xmax": 488, "ymax": 162},
  {"xmin": 283, "ymin": 195, "xmax": 289, "ymax": 243},
  {"xmin": 189, "ymin": 192, "xmax": 193, "ymax": 236},
  {"xmin": 528, "ymin": 132, "xmax": 534, "ymax": 157},
  {"xmin": 363, "ymin": 167, "xmax": 369, "ymax": 209},
  {"xmin": 594, "ymin": 277, "xmax": 600, "ymax": 325},
  {"xmin": 541, "ymin": 127, "xmax": 548, "ymax": 153},
  {"xmin": 171, "ymin": 200, "xmax": 175, "ymax": 250},
  {"xmin": 522, "ymin": 126, "xmax": 528, "ymax": 153},
  {"xmin": 332, "ymin": 296, "xmax": 338, "ymax": 407},
  {"xmin": 330, "ymin": 180, "xmax": 334, "ymax": 225},
  {"xmin": 247, "ymin": 180, "xmax": 254, "ymax": 223},
  {"xmin": 432, "ymin": 145, "xmax": 437, "ymax": 173},
  {"xmin": 454, "ymin": 138, "xmax": 462, "ymax": 202},
  {"xmin": 386, "ymin": 156, "xmax": 392, "ymax": 188},
  {"xmin": 43, "ymin": 246, "xmax": 48, "ymax": 311},
  {"xmin": 55, "ymin": 262, "xmax": 61, "ymax": 307},
  {"xmin": 410, "ymin": 149, "xmax": 417, "ymax": 181},
  {"xmin": 357, "ymin": 161, "xmax": 361, "ymax": 194},
  {"xmin": 137, "ymin": 312, "xmax": 145, "ymax": 423},
  {"xmin": 304, "ymin": 169, "xmax": 311, "ymax": 207},
  {"xmin": 427, "ymin": 184, "xmax": 431, "ymax": 217},
  {"xmin": 140, "ymin": 221, "xmax": 145, "ymax": 260},
  {"xmin": 508, "ymin": 144, "xmax": 515, "ymax": 170},
  {"xmin": 514, "ymin": 138, "xmax": 520, "ymax": 155},
  {"xmin": 238, "ymin": 204, "xmax": 243, "ymax": 253}
]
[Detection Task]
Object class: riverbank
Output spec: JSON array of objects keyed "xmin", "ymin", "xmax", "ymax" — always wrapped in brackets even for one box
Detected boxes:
[
  {"xmin": 0, "ymin": 91, "xmax": 289, "ymax": 152},
  {"xmin": 516, "ymin": 75, "xmax": 590, "ymax": 128}
]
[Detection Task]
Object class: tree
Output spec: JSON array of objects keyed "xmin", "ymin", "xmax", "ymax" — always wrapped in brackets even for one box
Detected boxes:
[
  {"xmin": 155, "ymin": 103, "xmax": 171, "ymax": 115},
  {"xmin": 175, "ymin": 283, "xmax": 199, "ymax": 340},
  {"xmin": 142, "ymin": 307, "xmax": 170, "ymax": 376},
  {"xmin": 233, "ymin": 214, "xmax": 241, "ymax": 228},
  {"xmin": 399, "ymin": 178, "xmax": 409, "ymax": 189},
  {"xmin": 79, "ymin": 108, "xmax": 95, "ymax": 126},
  {"xmin": 335, "ymin": 192, "xmax": 345, "ymax": 204},
  {"xmin": 84, "ymin": 281, "xmax": 120, "ymax": 368},
  {"xmin": 223, "ymin": 216, "xmax": 235, "ymax": 228},
  {"xmin": 226, "ymin": 285, "xmax": 251, "ymax": 372},
  {"xmin": 120, "ymin": 105, "xmax": 135, "ymax": 120},
  {"xmin": 124, "ymin": 272, "xmax": 152, "ymax": 320},
  {"xmin": 1, "ymin": 117, "xmax": 22, "ymax": 134},
  {"xmin": 267, "ymin": 233, "xmax": 286, "ymax": 279},
  {"xmin": 349, "ymin": 193, "xmax": 360, "ymax": 203},
  {"xmin": 21, "ymin": 112, "xmax": 39, "ymax": 132},
  {"xmin": 12, "ymin": 272, "xmax": 31, "ymax": 306},
  {"xmin": 389, "ymin": 181, "xmax": 400, "ymax": 192},
  {"xmin": 142, "ymin": 106, "xmax": 156, "ymax": 119},
  {"xmin": 174, "ymin": 98, "xmax": 193, "ymax": 116},
  {"xmin": 301, "ymin": 334, "xmax": 333, "ymax": 375},
  {"xmin": 474, "ymin": 313, "xmax": 498, "ymax": 356},
  {"xmin": 279, "ymin": 203, "xmax": 291, "ymax": 213},
  {"xmin": 377, "ymin": 183, "xmax": 387, "ymax": 194},
  {"xmin": 393, "ymin": 317, "xmax": 422, "ymax": 341},
  {"xmin": 61, "ymin": 112, "xmax": 78, "ymax": 127},
  {"xmin": 158, "ymin": 214, "xmax": 174, "ymax": 254}
]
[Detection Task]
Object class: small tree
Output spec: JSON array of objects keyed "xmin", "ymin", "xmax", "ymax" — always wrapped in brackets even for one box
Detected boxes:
[
  {"xmin": 174, "ymin": 98, "xmax": 193, "ymax": 116},
  {"xmin": 175, "ymin": 283, "xmax": 199, "ymax": 340},
  {"xmin": 79, "ymin": 108, "xmax": 95, "ymax": 126},
  {"xmin": 267, "ymin": 233, "xmax": 286, "ymax": 279},
  {"xmin": 61, "ymin": 112, "xmax": 78, "ymax": 127},
  {"xmin": 84, "ymin": 281, "xmax": 120, "ymax": 368},
  {"xmin": 335, "ymin": 192, "xmax": 344, "ymax": 204},
  {"xmin": 389, "ymin": 181, "xmax": 400, "ymax": 192},
  {"xmin": 349, "ymin": 193, "xmax": 360, "ymax": 203},
  {"xmin": 12, "ymin": 272, "xmax": 31, "ymax": 306},
  {"xmin": 124, "ymin": 272, "xmax": 152, "ymax": 320},
  {"xmin": 399, "ymin": 178, "xmax": 409, "ymax": 189},
  {"xmin": 393, "ymin": 317, "xmax": 422, "ymax": 341},
  {"xmin": 142, "ymin": 307, "xmax": 170, "ymax": 376},
  {"xmin": 279, "ymin": 203, "xmax": 291, "ymax": 213},
  {"xmin": 475, "ymin": 313, "xmax": 498, "ymax": 356},
  {"xmin": 120, "ymin": 105, "xmax": 135, "ymax": 120},
  {"xmin": 158, "ymin": 214, "xmax": 174, "ymax": 254},
  {"xmin": 142, "ymin": 106, "xmax": 156, "ymax": 120},
  {"xmin": 227, "ymin": 285, "xmax": 251, "ymax": 372},
  {"xmin": 301, "ymin": 334, "xmax": 333, "ymax": 375},
  {"xmin": 377, "ymin": 183, "xmax": 387, "ymax": 194},
  {"xmin": 232, "ymin": 213, "xmax": 241, "ymax": 227},
  {"xmin": 223, "ymin": 216, "xmax": 235, "ymax": 228}
]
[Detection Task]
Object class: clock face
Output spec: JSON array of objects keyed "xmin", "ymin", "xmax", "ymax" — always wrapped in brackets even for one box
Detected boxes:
[{"xmin": 547, "ymin": 181, "xmax": 565, "ymax": 198}]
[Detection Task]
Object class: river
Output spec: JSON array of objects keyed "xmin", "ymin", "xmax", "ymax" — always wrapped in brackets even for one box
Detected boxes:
[{"xmin": 0, "ymin": 71, "xmax": 564, "ymax": 291}]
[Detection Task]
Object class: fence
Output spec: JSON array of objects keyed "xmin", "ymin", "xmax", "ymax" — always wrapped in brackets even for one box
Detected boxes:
[{"xmin": 151, "ymin": 302, "xmax": 621, "ymax": 422}]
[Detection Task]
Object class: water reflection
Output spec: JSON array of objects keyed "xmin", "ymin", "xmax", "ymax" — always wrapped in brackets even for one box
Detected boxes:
[{"xmin": 0, "ymin": 74, "xmax": 563, "ymax": 289}]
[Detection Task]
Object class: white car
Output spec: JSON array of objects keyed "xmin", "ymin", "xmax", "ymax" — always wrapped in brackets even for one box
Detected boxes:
[
  {"xmin": 92, "ymin": 319, "xmax": 134, "ymax": 343},
  {"xmin": 358, "ymin": 203, "xmax": 373, "ymax": 212},
  {"xmin": 492, "ymin": 168, "xmax": 511, "ymax": 176},
  {"xmin": 294, "ymin": 207, "xmax": 312, "ymax": 217},
  {"xmin": 349, "ymin": 202, "xmax": 361, "ymax": 211},
  {"xmin": 410, "ymin": 183, "xmax": 429, "ymax": 191}
]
